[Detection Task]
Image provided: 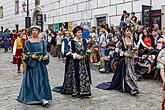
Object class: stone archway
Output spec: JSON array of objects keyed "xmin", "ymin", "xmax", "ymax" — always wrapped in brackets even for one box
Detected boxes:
[{"xmin": 32, "ymin": 6, "xmax": 42, "ymax": 25}]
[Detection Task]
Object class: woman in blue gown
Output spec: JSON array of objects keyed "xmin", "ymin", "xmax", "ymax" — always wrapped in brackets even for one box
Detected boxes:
[
  {"xmin": 17, "ymin": 25, "xmax": 52, "ymax": 105},
  {"xmin": 53, "ymin": 26, "xmax": 92, "ymax": 97},
  {"xmin": 96, "ymin": 28, "xmax": 139, "ymax": 95}
]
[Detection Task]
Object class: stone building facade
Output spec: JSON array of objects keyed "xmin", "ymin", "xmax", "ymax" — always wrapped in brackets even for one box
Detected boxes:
[{"xmin": 0, "ymin": 0, "xmax": 165, "ymax": 31}]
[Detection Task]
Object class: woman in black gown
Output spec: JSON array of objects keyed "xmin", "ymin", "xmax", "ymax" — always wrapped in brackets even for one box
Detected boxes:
[{"xmin": 53, "ymin": 26, "xmax": 92, "ymax": 97}]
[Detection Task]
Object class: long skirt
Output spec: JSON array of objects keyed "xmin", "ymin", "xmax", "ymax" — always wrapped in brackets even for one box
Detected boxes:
[
  {"xmin": 53, "ymin": 56, "xmax": 91, "ymax": 96},
  {"xmin": 96, "ymin": 58, "xmax": 138, "ymax": 93},
  {"xmin": 17, "ymin": 61, "xmax": 52, "ymax": 104}
]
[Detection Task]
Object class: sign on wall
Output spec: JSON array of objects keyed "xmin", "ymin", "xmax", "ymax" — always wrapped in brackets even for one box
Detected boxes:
[
  {"xmin": 68, "ymin": 21, "xmax": 73, "ymax": 32},
  {"xmin": 54, "ymin": 23, "xmax": 59, "ymax": 32},
  {"xmin": 36, "ymin": 14, "xmax": 43, "ymax": 31},
  {"xmin": 151, "ymin": 10, "xmax": 161, "ymax": 30},
  {"xmin": 142, "ymin": 5, "xmax": 151, "ymax": 28}
]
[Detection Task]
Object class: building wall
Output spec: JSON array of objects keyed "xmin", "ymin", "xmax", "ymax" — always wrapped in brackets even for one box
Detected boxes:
[
  {"xmin": 0, "ymin": 0, "xmax": 35, "ymax": 31},
  {"xmin": 0, "ymin": 0, "xmax": 165, "ymax": 31}
]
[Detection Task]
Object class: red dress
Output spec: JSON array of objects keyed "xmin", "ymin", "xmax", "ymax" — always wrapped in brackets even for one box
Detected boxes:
[{"xmin": 143, "ymin": 36, "xmax": 152, "ymax": 48}]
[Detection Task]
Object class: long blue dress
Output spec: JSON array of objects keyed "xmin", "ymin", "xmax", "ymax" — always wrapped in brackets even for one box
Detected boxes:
[{"xmin": 17, "ymin": 40, "xmax": 52, "ymax": 104}]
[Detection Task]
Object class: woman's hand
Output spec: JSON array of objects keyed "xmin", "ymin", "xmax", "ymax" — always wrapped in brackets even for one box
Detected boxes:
[
  {"xmin": 76, "ymin": 54, "xmax": 83, "ymax": 59},
  {"xmin": 148, "ymin": 46, "xmax": 153, "ymax": 50},
  {"xmin": 124, "ymin": 52, "xmax": 129, "ymax": 57},
  {"xmin": 31, "ymin": 55, "xmax": 37, "ymax": 59},
  {"xmin": 43, "ymin": 55, "xmax": 48, "ymax": 60}
]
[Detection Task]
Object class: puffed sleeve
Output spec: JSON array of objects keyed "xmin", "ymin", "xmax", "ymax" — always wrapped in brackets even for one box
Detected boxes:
[
  {"xmin": 22, "ymin": 40, "xmax": 36, "ymax": 67},
  {"xmin": 115, "ymin": 39, "xmax": 126, "ymax": 56},
  {"xmin": 42, "ymin": 40, "xmax": 50, "ymax": 65},
  {"xmin": 66, "ymin": 40, "xmax": 78, "ymax": 59}
]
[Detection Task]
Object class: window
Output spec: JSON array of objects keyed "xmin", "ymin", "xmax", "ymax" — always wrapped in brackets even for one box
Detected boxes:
[
  {"xmin": 0, "ymin": 6, "xmax": 3, "ymax": 18},
  {"xmin": 15, "ymin": 0, "xmax": 19, "ymax": 14}
]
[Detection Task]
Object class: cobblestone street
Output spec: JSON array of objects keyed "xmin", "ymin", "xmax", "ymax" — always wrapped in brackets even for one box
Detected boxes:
[{"xmin": 0, "ymin": 50, "xmax": 163, "ymax": 110}]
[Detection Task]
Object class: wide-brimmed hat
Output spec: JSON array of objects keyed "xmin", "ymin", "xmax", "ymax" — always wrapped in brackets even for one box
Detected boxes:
[{"xmin": 31, "ymin": 25, "xmax": 41, "ymax": 31}]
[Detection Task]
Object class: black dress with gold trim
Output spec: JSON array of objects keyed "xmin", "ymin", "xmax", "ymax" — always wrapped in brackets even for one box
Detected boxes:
[{"xmin": 53, "ymin": 38, "xmax": 92, "ymax": 96}]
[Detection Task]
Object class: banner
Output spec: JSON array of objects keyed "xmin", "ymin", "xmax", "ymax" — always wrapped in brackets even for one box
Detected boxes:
[
  {"xmin": 36, "ymin": 14, "xmax": 43, "ymax": 31},
  {"xmin": 142, "ymin": 5, "xmax": 151, "ymax": 28},
  {"xmin": 151, "ymin": 10, "xmax": 161, "ymax": 30},
  {"xmin": 68, "ymin": 21, "xmax": 73, "ymax": 32},
  {"xmin": 80, "ymin": 20, "xmax": 91, "ymax": 29},
  {"xmin": 54, "ymin": 23, "xmax": 59, "ymax": 32},
  {"xmin": 59, "ymin": 22, "xmax": 68, "ymax": 29}
]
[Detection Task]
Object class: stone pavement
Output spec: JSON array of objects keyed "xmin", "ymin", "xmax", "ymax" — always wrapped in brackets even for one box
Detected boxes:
[{"xmin": 0, "ymin": 50, "xmax": 163, "ymax": 110}]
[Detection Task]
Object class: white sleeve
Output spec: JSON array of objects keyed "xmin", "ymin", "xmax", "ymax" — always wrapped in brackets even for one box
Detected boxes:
[
  {"xmin": 13, "ymin": 40, "xmax": 17, "ymax": 55},
  {"xmin": 99, "ymin": 35, "xmax": 104, "ymax": 44},
  {"xmin": 85, "ymin": 38, "xmax": 89, "ymax": 43},
  {"xmin": 66, "ymin": 41, "xmax": 78, "ymax": 59},
  {"xmin": 72, "ymin": 53, "xmax": 78, "ymax": 59},
  {"xmin": 134, "ymin": 41, "xmax": 137, "ymax": 47},
  {"xmin": 139, "ymin": 34, "xmax": 148, "ymax": 48},
  {"xmin": 61, "ymin": 41, "xmax": 64, "ymax": 54}
]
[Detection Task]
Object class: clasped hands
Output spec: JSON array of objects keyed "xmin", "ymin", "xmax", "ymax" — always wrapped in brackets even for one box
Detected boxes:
[
  {"xmin": 124, "ymin": 52, "xmax": 130, "ymax": 57},
  {"xmin": 31, "ymin": 55, "xmax": 48, "ymax": 60},
  {"xmin": 76, "ymin": 54, "xmax": 83, "ymax": 60}
]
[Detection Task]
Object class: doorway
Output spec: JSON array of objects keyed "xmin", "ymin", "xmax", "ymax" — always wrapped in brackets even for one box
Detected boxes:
[
  {"xmin": 15, "ymin": 24, "xmax": 19, "ymax": 33},
  {"xmin": 1, "ymin": 26, "xmax": 3, "ymax": 32},
  {"xmin": 96, "ymin": 16, "xmax": 107, "ymax": 27},
  {"xmin": 161, "ymin": 5, "xmax": 165, "ymax": 29},
  {"xmin": 96, "ymin": 15, "xmax": 107, "ymax": 34}
]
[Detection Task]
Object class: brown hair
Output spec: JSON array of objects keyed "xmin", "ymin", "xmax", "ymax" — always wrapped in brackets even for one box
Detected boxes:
[{"xmin": 73, "ymin": 26, "xmax": 83, "ymax": 36}]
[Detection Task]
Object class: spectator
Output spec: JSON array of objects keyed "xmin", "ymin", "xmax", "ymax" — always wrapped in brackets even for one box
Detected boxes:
[
  {"xmin": 142, "ymin": 28, "xmax": 154, "ymax": 50},
  {"xmin": 121, "ymin": 10, "xmax": 127, "ymax": 22},
  {"xmin": 50, "ymin": 33, "xmax": 57, "ymax": 57},
  {"xmin": 47, "ymin": 33, "xmax": 52, "ymax": 52},
  {"xmin": 153, "ymin": 23, "xmax": 160, "ymax": 35},
  {"xmin": 114, "ymin": 26, "xmax": 122, "ymax": 41},
  {"xmin": 82, "ymin": 26, "xmax": 90, "ymax": 39},
  {"xmin": 98, "ymin": 25, "xmax": 108, "ymax": 72},
  {"xmin": 163, "ymin": 27, "xmax": 165, "ymax": 37},
  {"xmin": 157, "ymin": 48, "xmax": 165, "ymax": 83},
  {"xmin": 56, "ymin": 31, "xmax": 62, "ymax": 59},
  {"xmin": 105, "ymin": 24, "xmax": 111, "ymax": 34},
  {"xmin": 155, "ymin": 30, "xmax": 164, "ymax": 50},
  {"xmin": 61, "ymin": 30, "xmax": 71, "ymax": 58},
  {"xmin": 90, "ymin": 26, "xmax": 97, "ymax": 39},
  {"xmin": 131, "ymin": 12, "xmax": 137, "ymax": 24},
  {"xmin": 125, "ymin": 13, "xmax": 131, "ymax": 27},
  {"xmin": 120, "ymin": 10, "xmax": 127, "ymax": 31}
]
